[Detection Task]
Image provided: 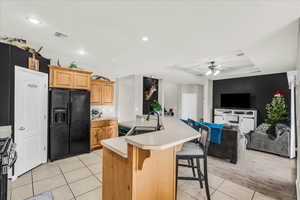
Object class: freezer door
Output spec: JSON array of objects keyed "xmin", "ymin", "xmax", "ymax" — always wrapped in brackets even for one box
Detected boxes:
[
  {"xmin": 49, "ymin": 89, "xmax": 70, "ymax": 160},
  {"xmin": 69, "ymin": 90, "xmax": 90, "ymax": 155}
]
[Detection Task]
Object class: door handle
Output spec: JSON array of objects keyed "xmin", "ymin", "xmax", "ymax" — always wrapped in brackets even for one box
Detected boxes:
[{"xmin": 18, "ymin": 127, "xmax": 26, "ymax": 131}]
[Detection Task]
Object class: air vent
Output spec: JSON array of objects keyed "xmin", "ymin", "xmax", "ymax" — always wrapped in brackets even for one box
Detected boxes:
[
  {"xmin": 236, "ymin": 52, "xmax": 245, "ymax": 57},
  {"xmin": 54, "ymin": 32, "xmax": 68, "ymax": 38}
]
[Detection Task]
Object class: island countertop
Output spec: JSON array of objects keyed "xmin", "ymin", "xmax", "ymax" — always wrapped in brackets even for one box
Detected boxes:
[{"xmin": 101, "ymin": 117, "xmax": 200, "ymax": 158}]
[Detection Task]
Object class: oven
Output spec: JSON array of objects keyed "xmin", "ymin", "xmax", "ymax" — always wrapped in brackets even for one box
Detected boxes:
[{"xmin": 0, "ymin": 126, "xmax": 17, "ymax": 200}]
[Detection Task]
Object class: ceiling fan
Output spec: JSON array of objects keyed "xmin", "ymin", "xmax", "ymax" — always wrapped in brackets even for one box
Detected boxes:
[{"xmin": 205, "ymin": 61, "xmax": 222, "ymax": 76}]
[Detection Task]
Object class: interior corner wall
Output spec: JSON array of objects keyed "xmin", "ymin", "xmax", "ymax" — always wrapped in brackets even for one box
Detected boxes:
[
  {"xmin": 116, "ymin": 75, "xmax": 139, "ymax": 122},
  {"xmin": 116, "ymin": 74, "xmax": 165, "ymax": 121}
]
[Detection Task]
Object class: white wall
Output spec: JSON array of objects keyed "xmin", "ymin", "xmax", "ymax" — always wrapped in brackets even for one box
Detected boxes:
[
  {"xmin": 116, "ymin": 74, "xmax": 164, "ymax": 122},
  {"xmin": 295, "ymin": 19, "xmax": 300, "ymax": 200},
  {"xmin": 178, "ymin": 84, "xmax": 204, "ymax": 121},
  {"xmin": 203, "ymin": 79, "xmax": 213, "ymax": 122},
  {"xmin": 297, "ymin": 65, "xmax": 300, "ymax": 200},
  {"xmin": 115, "ymin": 75, "xmax": 137, "ymax": 122},
  {"xmin": 164, "ymin": 81, "xmax": 179, "ymax": 117}
]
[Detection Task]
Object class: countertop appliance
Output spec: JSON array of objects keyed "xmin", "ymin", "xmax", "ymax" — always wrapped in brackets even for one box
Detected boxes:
[
  {"xmin": 49, "ymin": 89, "xmax": 90, "ymax": 161},
  {"xmin": 0, "ymin": 137, "xmax": 17, "ymax": 200}
]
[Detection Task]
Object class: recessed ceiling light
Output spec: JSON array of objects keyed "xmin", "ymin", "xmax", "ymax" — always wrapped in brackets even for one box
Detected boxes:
[
  {"xmin": 27, "ymin": 17, "xmax": 41, "ymax": 25},
  {"xmin": 142, "ymin": 36, "xmax": 149, "ymax": 42},
  {"xmin": 78, "ymin": 49, "xmax": 87, "ymax": 55}
]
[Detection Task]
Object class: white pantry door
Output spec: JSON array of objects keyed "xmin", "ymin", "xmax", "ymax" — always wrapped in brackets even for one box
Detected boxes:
[{"xmin": 14, "ymin": 66, "xmax": 48, "ymax": 177}]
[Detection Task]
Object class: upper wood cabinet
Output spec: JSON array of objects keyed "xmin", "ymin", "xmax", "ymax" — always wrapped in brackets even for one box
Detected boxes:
[
  {"xmin": 102, "ymin": 82, "xmax": 114, "ymax": 105},
  {"xmin": 91, "ymin": 80, "xmax": 103, "ymax": 105},
  {"xmin": 49, "ymin": 65, "xmax": 92, "ymax": 90},
  {"xmin": 91, "ymin": 80, "xmax": 114, "ymax": 105}
]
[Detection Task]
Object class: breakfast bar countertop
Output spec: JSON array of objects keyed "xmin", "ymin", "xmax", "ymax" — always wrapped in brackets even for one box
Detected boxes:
[{"xmin": 101, "ymin": 117, "xmax": 200, "ymax": 158}]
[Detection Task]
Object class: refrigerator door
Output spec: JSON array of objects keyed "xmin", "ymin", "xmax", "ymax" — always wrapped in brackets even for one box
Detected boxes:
[
  {"xmin": 49, "ymin": 89, "xmax": 70, "ymax": 160},
  {"xmin": 69, "ymin": 90, "xmax": 90, "ymax": 155}
]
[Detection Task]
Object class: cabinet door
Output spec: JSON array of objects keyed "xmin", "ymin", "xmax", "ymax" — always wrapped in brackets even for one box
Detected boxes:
[
  {"xmin": 91, "ymin": 83, "xmax": 102, "ymax": 105},
  {"xmin": 97, "ymin": 127, "xmax": 107, "ymax": 143},
  {"xmin": 91, "ymin": 128, "xmax": 99, "ymax": 149},
  {"xmin": 73, "ymin": 72, "xmax": 90, "ymax": 90},
  {"xmin": 106, "ymin": 125, "xmax": 117, "ymax": 138},
  {"xmin": 53, "ymin": 69, "xmax": 74, "ymax": 88},
  {"xmin": 102, "ymin": 83, "xmax": 114, "ymax": 105}
]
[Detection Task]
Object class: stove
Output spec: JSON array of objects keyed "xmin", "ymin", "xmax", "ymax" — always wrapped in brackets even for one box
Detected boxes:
[{"xmin": 0, "ymin": 137, "xmax": 16, "ymax": 200}]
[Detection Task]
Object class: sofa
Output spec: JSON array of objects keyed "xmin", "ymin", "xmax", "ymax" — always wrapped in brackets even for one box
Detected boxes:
[
  {"xmin": 207, "ymin": 125, "xmax": 241, "ymax": 164},
  {"xmin": 245, "ymin": 123, "xmax": 290, "ymax": 157},
  {"xmin": 183, "ymin": 119, "xmax": 243, "ymax": 164}
]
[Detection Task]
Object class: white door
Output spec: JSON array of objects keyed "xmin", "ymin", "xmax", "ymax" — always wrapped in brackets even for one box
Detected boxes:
[
  {"xmin": 14, "ymin": 66, "xmax": 48, "ymax": 177},
  {"xmin": 181, "ymin": 93, "xmax": 197, "ymax": 120}
]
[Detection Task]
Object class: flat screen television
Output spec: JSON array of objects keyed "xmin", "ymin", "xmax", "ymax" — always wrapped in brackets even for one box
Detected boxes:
[{"xmin": 221, "ymin": 93, "xmax": 250, "ymax": 108}]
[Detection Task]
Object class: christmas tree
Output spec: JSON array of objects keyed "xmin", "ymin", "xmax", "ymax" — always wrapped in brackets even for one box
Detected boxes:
[{"xmin": 265, "ymin": 90, "xmax": 289, "ymax": 125}]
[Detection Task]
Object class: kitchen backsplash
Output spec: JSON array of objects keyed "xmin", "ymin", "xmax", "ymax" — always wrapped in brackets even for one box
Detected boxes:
[{"xmin": 91, "ymin": 105, "xmax": 116, "ymax": 119}]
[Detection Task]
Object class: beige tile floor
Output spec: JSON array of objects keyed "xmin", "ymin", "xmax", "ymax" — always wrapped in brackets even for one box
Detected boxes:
[{"xmin": 9, "ymin": 149, "xmax": 277, "ymax": 200}]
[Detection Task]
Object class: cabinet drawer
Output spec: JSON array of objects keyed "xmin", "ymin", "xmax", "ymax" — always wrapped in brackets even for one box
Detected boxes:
[{"xmin": 91, "ymin": 120, "xmax": 117, "ymax": 128}]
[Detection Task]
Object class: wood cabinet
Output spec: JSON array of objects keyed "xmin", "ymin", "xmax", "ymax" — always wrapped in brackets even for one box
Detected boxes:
[
  {"xmin": 49, "ymin": 66, "xmax": 92, "ymax": 90},
  {"xmin": 90, "ymin": 120, "xmax": 118, "ymax": 150},
  {"xmin": 91, "ymin": 80, "xmax": 114, "ymax": 105},
  {"xmin": 102, "ymin": 82, "xmax": 114, "ymax": 105}
]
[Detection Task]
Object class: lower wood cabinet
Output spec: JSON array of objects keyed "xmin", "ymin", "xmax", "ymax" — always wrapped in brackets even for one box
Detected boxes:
[{"xmin": 90, "ymin": 120, "xmax": 118, "ymax": 150}]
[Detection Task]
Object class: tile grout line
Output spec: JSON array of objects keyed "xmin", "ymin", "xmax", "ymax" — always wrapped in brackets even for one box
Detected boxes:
[
  {"xmin": 251, "ymin": 191, "xmax": 255, "ymax": 200},
  {"xmin": 66, "ymin": 154, "xmax": 101, "ymax": 199},
  {"xmin": 58, "ymin": 165, "xmax": 77, "ymax": 200},
  {"xmin": 77, "ymin": 154, "xmax": 103, "ymax": 183},
  {"xmin": 31, "ymin": 170, "xmax": 34, "ymax": 196}
]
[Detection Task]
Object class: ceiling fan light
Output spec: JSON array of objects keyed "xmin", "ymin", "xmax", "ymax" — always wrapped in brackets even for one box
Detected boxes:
[
  {"xmin": 214, "ymin": 70, "xmax": 220, "ymax": 76},
  {"xmin": 206, "ymin": 70, "xmax": 212, "ymax": 76}
]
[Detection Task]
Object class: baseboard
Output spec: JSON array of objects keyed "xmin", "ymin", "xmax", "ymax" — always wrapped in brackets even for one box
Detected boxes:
[{"xmin": 297, "ymin": 179, "xmax": 300, "ymax": 200}]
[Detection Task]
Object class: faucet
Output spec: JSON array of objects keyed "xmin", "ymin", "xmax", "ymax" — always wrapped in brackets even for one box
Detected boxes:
[{"xmin": 146, "ymin": 111, "xmax": 161, "ymax": 131}]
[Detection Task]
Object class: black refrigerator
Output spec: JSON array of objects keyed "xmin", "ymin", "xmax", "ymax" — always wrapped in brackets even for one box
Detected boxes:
[{"xmin": 49, "ymin": 89, "xmax": 90, "ymax": 161}]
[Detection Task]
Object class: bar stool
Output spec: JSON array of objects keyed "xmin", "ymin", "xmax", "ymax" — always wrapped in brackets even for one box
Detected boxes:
[{"xmin": 176, "ymin": 124, "xmax": 211, "ymax": 200}]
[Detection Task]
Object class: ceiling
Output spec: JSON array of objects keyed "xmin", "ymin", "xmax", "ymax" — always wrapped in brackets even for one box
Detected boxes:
[
  {"xmin": 1, "ymin": 0, "xmax": 300, "ymax": 84},
  {"xmin": 173, "ymin": 50, "xmax": 262, "ymax": 78}
]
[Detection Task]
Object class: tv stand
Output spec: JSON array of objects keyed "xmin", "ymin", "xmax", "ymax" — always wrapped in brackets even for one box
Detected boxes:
[{"xmin": 214, "ymin": 108, "xmax": 257, "ymax": 134}]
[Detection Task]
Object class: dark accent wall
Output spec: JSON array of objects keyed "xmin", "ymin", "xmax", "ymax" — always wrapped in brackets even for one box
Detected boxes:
[{"xmin": 213, "ymin": 73, "xmax": 290, "ymax": 125}]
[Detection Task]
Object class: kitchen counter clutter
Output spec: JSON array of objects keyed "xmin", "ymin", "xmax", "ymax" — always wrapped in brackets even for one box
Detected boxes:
[{"xmin": 101, "ymin": 117, "xmax": 200, "ymax": 200}]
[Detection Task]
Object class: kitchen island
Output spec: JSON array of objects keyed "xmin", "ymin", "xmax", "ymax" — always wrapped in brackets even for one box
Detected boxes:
[{"xmin": 101, "ymin": 117, "xmax": 200, "ymax": 200}]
